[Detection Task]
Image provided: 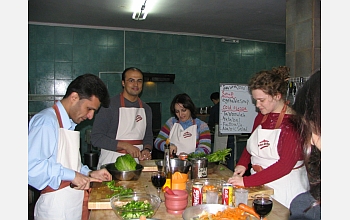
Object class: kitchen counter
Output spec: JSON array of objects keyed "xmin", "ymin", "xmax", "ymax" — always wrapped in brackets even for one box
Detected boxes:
[{"xmin": 88, "ymin": 162, "xmax": 290, "ymax": 220}]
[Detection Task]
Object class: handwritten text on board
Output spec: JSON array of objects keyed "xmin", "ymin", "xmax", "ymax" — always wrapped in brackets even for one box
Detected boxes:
[{"xmin": 219, "ymin": 84, "xmax": 258, "ymax": 134}]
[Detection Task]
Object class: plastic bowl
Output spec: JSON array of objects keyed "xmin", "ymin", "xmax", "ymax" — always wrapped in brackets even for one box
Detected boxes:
[
  {"xmin": 101, "ymin": 163, "xmax": 144, "ymax": 181},
  {"xmin": 110, "ymin": 193, "xmax": 161, "ymax": 219},
  {"xmin": 155, "ymin": 158, "xmax": 191, "ymax": 174}
]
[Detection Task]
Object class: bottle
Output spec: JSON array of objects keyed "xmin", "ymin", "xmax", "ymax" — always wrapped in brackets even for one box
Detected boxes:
[{"xmin": 162, "ymin": 139, "xmax": 172, "ymax": 191}]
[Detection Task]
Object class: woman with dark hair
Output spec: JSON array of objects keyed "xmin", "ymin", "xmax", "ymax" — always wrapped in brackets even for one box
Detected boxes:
[
  {"xmin": 289, "ymin": 70, "xmax": 321, "ymax": 219},
  {"xmin": 154, "ymin": 93, "xmax": 211, "ymax": 156}
]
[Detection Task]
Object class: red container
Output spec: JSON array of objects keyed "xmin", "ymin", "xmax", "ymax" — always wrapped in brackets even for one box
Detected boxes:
[
  {"xmin": 192, "ymin": 182, "xmax": 203, "ymax": 206},
  {"xmin": 222, "ymin": 183, "xmax": 233, "ymax": 206}
]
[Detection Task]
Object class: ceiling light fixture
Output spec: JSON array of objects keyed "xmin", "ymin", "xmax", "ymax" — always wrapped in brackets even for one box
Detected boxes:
[
  {"xmin": 221, "ymin": 38, "xmax": 240, "ymax": 43},
  {"xmin": 132, "ymin": 0, "xmax": 148, "ymax": 21}
]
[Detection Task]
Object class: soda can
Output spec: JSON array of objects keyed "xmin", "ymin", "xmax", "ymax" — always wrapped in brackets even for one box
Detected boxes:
[
  {"xmin": 222, "ymin": 183, "xmax": 233, "ymax": 206},
  {"xmin": 192, "ymin": 182, "xmax": 203, "ymax": 206}
]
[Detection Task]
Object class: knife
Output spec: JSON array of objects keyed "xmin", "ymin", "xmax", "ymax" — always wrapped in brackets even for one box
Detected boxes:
[{"xmin": 70, "ymin": 181, "xmax": 112, "ymax": 188}]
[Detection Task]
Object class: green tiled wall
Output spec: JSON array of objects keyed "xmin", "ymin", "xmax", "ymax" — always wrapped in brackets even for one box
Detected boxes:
[{"xmin": 28, "ymin": 24, "xmax": 286, "ymax": 127}]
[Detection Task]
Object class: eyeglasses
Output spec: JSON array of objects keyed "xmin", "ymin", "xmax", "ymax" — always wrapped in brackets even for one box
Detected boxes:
[{"xmin": 126, "ymin": 78, "xmax": 143, "ymax": 84}]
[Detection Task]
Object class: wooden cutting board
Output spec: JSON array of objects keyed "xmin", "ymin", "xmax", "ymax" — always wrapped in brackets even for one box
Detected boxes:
[{"xmin": 139, "ymin": 159, "xmax": 159, "ymax": 172}]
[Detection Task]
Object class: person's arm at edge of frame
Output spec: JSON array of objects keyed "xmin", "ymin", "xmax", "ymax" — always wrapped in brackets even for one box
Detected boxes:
[
  {"xmin": 193, "ymin": 119, "xmax": 211, "ymax": 154},
  {"xmin": 154, "ymin": 118, "xmax": 174, "ymax": 152}
]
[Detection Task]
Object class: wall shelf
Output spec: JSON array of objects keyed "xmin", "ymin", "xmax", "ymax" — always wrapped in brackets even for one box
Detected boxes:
[{"xmin": 28, "ymin": 94, "xmax": 64, "ymax": 102}]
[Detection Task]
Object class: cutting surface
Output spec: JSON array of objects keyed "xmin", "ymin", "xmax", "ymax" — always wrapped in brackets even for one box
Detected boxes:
[{"xmin": 88, "ymin": 163, "xmax": 273, "ymax": 210}]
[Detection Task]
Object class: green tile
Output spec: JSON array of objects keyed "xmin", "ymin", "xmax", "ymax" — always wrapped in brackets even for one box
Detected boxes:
[
  {"xmin": 172, "ymin": 50, "xmax": 187, "ymax": 66},
  {"xmin": 201, "ymin": 52, "xmax": 215, "ymax": 66},
  {"xmin": 107, "ymin": 30, "xmax": 124, "ymax": 47},
  {"xmin": 241, "ymin": 41, "xmax": 255, "ymax": 55},
  {"xmin": 158, "ymin": 34, "xmax": 173, "ymax": 49},
  {"xmin": 55, "ymin": 44, "xmax": 73, "ymax": 61},
  {"xmin": 36, "ymin": 79, "xmax": 54, "ymax": 94},
  {"xmin": 141, "ymin": 32, "xmax": 159, "ymax": 48},
  {"xmin": 172, "ymin": 35, "xmax": 187, "ymax": 50},
  {"xmin": 228, "ymin": 42, "xmax": 241, "ymax": 54},
  {"xmin": 140, "ymin": 48, "xmax": 156, "ymax": 65},
  {"xmin": 36, "ymin": 44, "xmax": 55, "ymax": 61},
  {"xmin": 215, "ymin": 52, "xmax": 229, "ymax": 68},
  {"xmin": 187, "ymin": 36, "xmax": 201, "ymax": 51},
  {"xmin": 89, "ymin": 45, "xmax": 108, "ymax": 62},
  {"xmin": 90, "ymin": 29, "xmax": 108, "ymax": 46},
  {"xmin": 201, "ymin": 37, "xmax": 215, "ymax": 51},
  {"xmin": 255, "ymin": 42, "xmax": 267, "ymax": 56},
  {"xmin": 73, "ymin": 28, "xmax": 91, "ymax": 45},
  {"xmin": 125, "ymin": 31, "xmax": 142, "ymax": 48},
  {"xmin": 73, "ymin": 45, "xmax": 90, "ymax": 62},
  {"xmin": 29, "ymin": 25, "xmax": 37, "ymax": 44},
  {"xmin": 125, "ymin": 48, "xmax": 142, "ymax": 64},
  {"xmin": 215, "ymin": 39, "xmax": 230, "ymax": 53},
  {"xmin": 255, "ymin": 56, "xmax": 267, "ymax": 70},
  {"xmin": 187, "ymin": 51, "xmax": 201, "ymax": 66},
  {"xmin": 36, "ymin": 61, "xmax": 55, "ymax": 79},
  {"xmin": 55, "ymin": 27, "xmax": 73, "ymax": 44},
  {"xmin": 241, "ymin": 55, "xmax": 255, "ymax": 68},
  {"xmin": 29, "ymin": 43, "xmax": 36, "ymax": 61},
  {"xmin": 107, "ymin": 47, "xmax": 124, "ymax": 62},
  {"xmin": 156, "ymin": 49, "xmax": 172, "ymax": 66},
  {"xmin": 229, "ymin": 54, "xmax": 242, "ymax": 69},
  {"xmin": 54, "ymin": 79, "xmax": 72, "ymax": 95},
  {"xmin": 36, "ymin": 25, "xmax": 55, "ymax": 44},
  {"xmin": 55, "ymin": 62, "xmax": 73, "ymax": 79}
]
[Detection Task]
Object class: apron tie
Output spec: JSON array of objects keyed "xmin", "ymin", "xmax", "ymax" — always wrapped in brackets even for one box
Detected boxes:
[{"xmin": 252, "ymin": 161, "xmax": 305, "ymax": 173}]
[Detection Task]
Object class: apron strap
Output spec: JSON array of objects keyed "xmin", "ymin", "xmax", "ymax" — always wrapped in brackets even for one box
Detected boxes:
[
  {"xmin": 52, "ymin": 103, "xmax": 63, "ymax": 128},
  {"xmin": 81, "ymin": 189, "xmax": 92, "ymax": 220},
  {"xmin": 41, "ymin": 181, "xmax": 71, "ymax": 194},
  {"xmin": 42, "ymin": 104, "xmax": 67, "ymax": 194},
  {"xmin": 120, "ymin": 93, "xmax": 143, "ymax": 108},
  {"xmin": 260, "ymin": 102, "xmax": 288, "ymax": 129}
]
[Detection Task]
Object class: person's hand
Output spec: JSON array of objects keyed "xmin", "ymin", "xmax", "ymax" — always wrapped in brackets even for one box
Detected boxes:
[
  {"xmin": 233, "ymin": 165, "xmax": 246, "ymax": 176},
  {"xmin": 227, "ymin": 175, "xmax": 244, "ymax": 187},
  {"xmin": 125, "ymin": 144, "xmax": 142, "ymax": 158},
  {"xmin": 139, "ymin": 147, "xmax": 152, "ymax": 161},
  {"xmin": 71, "ymin": 171, "xmax": 102, "ymax": 190},
  {"xmin": 89, "ymin": 168, "xmax": 112, "ymax": 182},
  {"xmin": 169, "ymin": 144, "xmax": 177, "ymax": 155}
]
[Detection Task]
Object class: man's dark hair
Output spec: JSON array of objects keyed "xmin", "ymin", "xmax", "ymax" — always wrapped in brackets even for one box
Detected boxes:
[
  {"xmin": 121, "ymin": 67, "xmax": 143, "ymax": 81},
  {"xmin": 63, "ymin": 73, "xmax": 110, "ymax": 108},
  {"xmin": 210, "ymin": 92, "xmax": 220, "ymax": 100}
]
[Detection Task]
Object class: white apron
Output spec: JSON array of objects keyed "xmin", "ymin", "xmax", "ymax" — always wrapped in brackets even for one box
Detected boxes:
[
  {"xmin": 98, "ymin": 94, "xmax": 146, "ymax": 168},
  {"xmin": 169, "ymin": 119, "xmax": 197, "ymax": 154},
  {"xmin": 213, "ymin": 124, "xmax": 228, "ymax": 152},
  {"xmin": 246, "ymin": 104, "xmax": 309, "ymax": 208},
  {"xmin": 34, "ymin": 104, "xmax": 84, "ymax": 220}
]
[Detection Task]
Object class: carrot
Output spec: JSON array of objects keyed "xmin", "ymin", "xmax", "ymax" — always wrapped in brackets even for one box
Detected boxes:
[{"xmin": 238, "ymin": 203, "xmax": 266, "ymax": 220}]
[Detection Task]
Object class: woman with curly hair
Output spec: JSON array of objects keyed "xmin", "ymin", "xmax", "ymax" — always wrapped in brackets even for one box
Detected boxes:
[{"xmin": 227, "ymin": 66, "xmax": 309, "ymax": 208}]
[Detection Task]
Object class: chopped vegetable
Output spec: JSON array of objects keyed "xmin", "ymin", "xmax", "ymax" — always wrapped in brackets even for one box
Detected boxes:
[
  {"xmin": 118, "ymin": 200, "xmax": 154, "ymax": 219},
  {"xmin": 194, "ymin": 207, "xmax": 249, "ymax": 220},
  {"xmin": 103, "ymin": 180, "xmax": 133, "ymax": 198},
  {"xmin": 187, "ymin": 148, "xmax": 232, "ymax": 163},
  {"xmin": 115, "ymin": 154, "xmax": 137, "ymax": 171},
  {"xmin": 238, "ymin": 203, "xmax": 266, "ymax": 220}
]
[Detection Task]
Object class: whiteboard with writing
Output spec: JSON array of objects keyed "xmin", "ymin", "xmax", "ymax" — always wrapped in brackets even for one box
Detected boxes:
[{"xmin": 219, "ymin": 83, "xmax": 258, "ymax": 134}]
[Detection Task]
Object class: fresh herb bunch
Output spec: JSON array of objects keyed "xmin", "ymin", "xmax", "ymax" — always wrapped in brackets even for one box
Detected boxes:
[
  {"xmin": 187, "ymin": 148, "xmax": 232, "ymax": 163},
  {"xmin": 119, "ymin": 200, "xmax": 154, "ymax": 219},
  {"xmin": 103, "ymin": 180, "xmax": 133, "ymax": 198}
]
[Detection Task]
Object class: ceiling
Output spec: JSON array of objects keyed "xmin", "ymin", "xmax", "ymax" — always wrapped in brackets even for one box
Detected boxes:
[{"xmin": 28, "ymin": 0, "xmax": 286, "ymax": 44}]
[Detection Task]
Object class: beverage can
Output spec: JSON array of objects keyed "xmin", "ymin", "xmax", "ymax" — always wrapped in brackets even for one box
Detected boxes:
[
  {"xmin": 192, "ymin": 182, "xmax": 203, "ymax": 206},
  {"xmin": 222, "ymin": 183, "xmax": 233, "ymax": 206}
]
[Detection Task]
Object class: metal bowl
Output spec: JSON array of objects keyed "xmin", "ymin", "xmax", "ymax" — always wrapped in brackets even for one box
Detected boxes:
[
  {"xmin": 182, "ymin": 204, "xmax": 230, "ymax": 220},
  {"xmin": 110, "ymin": 193, "xmax": 161, "ymax": 219},
  {"xmin": 155, "ymin": 158, "xmax": 191, "ymax": 174},
  {"xmin": 101, "ymin": 163, "xmax": 144, "ymax": 181}
]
